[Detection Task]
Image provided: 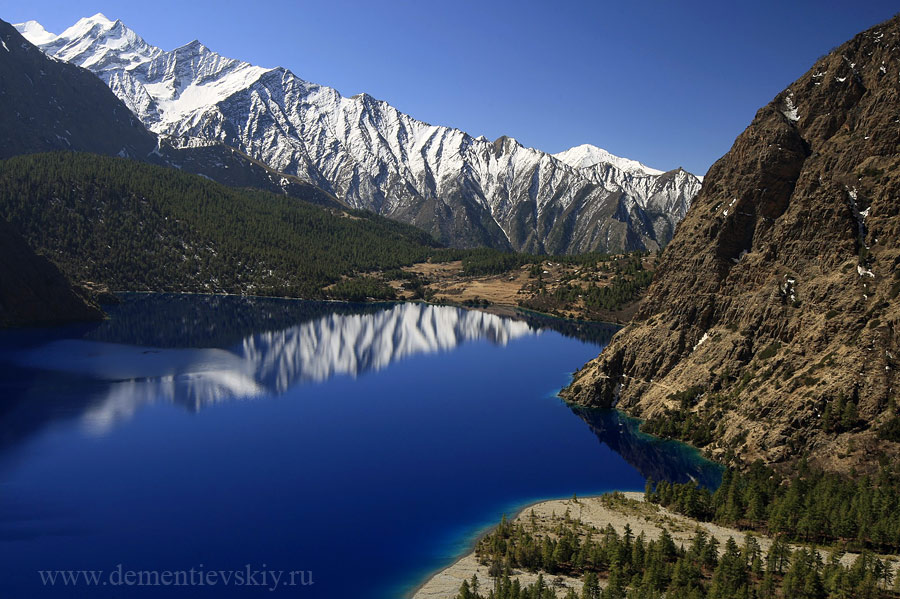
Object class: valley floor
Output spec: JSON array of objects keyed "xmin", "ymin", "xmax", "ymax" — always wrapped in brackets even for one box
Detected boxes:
[
  {"xmin": 411, "ymin": 492, "xmax": 900, "ymax": 599},
  {"xmin": 388, "ymin": 259, "xmax": 644, "ymax": 324}
]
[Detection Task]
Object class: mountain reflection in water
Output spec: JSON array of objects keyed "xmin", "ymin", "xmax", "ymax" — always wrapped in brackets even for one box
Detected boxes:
[
  {"xmin": 1, "ymin": 296, "xmax": 719, "ymax": 497},
  {"xmin": 10, "ymin": 303, "xmax": 525, "ymax": 424},
  {"xmin": 3, "ymin": 297, "xmax": 618, "ymax": 435},
  {"xmin": 0, "ymin": 295, "xmax": 723, "ymax": 599}
]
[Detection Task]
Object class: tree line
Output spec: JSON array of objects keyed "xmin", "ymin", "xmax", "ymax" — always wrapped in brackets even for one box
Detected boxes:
[{"xmin": 646, "ymin": 461, "xmax": 900, "ymax": 552}]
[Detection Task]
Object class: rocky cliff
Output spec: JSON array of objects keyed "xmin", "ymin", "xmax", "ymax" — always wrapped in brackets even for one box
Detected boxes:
[{"xmin": 562, "ymin": 15, "xmax": 900, "ymax": 473}]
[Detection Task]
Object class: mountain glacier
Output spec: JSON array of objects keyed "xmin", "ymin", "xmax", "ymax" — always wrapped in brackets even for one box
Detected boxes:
[{"xmin": 17, "ymin": 14, "xmax": 702, "ymax": 253}]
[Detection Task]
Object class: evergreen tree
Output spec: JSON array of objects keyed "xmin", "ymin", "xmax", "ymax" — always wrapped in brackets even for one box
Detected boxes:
[{"xmin": 581, "ymin": 571, "xmax": 600, "ymax": 599}]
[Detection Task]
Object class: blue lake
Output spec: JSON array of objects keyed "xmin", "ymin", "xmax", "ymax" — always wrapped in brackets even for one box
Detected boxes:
[{"xmin": 0, "ymin": 295, "xmax": 720, "ymax": 598}]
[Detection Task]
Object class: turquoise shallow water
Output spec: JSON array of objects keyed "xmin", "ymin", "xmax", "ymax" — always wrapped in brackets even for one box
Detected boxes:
[{"xmin": 0, "ymin": 295, "xmax": 719, "ymax": 598}]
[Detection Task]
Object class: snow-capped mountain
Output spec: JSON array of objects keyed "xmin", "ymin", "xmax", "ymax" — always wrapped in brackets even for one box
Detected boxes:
[
  {"xmin": 17, "ymin": 14, "xmax": 702, "ymax": 253},
  {"xmin": 554, "ymin": 144, "xmax": 663, "ymax": 176}
]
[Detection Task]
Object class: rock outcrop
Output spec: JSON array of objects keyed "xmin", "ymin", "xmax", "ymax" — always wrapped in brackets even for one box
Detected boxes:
[{"xmin": 563, "ymin": 15, "xmax": 900, "ymax": 473}]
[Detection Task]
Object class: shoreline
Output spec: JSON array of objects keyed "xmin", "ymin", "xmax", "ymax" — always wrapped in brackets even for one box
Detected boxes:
[
  {"xmin": 409, "ymin": 491, "xmax": 900, "ymax": 599},
  {"xmin": 403, "ymin": 492, "xmax": 614, "ymax": 599},
  {"xmin": 407, "ymin": 492, "xmax": 644, "ymax": 599},
  {"xmin": 110, "ymin": 290, "xmax": 622, "ymax": 327}
]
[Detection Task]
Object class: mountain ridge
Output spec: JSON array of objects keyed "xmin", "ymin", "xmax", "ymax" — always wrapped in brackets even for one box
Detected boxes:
[
  {"xmin": 0, "ymin": 18, "xmax": 156, "ymax": 159},
  {"xmin": 18, "ymin": 14, "xmax": 702, "ymax": 253},
  {"xmin": 0, "ymin": 17, "xmax": 343, "ymax": 210}
]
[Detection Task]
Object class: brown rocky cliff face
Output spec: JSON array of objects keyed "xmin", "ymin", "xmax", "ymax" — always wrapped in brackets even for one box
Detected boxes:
[{"xmin": 561, "ymin": 15, "xmax": 900, "ymax": 474}]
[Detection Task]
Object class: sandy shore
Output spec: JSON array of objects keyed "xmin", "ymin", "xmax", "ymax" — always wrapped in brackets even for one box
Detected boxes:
[{"xmin": 411, "ymin": 492, "xmax": 899, "ymax": 599}]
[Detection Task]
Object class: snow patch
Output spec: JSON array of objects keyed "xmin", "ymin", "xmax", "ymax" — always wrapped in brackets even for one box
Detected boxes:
[
  {"xmin": 782, "ymin": 94, "xmax": 800, "ymax": 122},
  {"xmin": 857, "ymin": 265, "xmax": 875, "ymax": 278},
  {"xmin": 780, "ymin": 276, "xmax": 798, "ymax": 303},
  {"xmin": 693, "ymin": 332, "xmax": 710, "ymax": 352}
]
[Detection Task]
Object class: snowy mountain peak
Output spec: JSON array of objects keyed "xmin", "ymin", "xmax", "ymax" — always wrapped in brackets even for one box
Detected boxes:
[
  {"xmin": 87, "ymin": 12, "xmax": 114, "ymax": 25},
  {"xmin": 60, "ymin": 12, "xmax": 116, "ymax": 41},
  {"xmin": 177, "ymin": 39, "xmax": 207, "ymax": 53},
  {"xmin": 22, "ymin": 13, "xmax": 159, "ymax": 74},
  {"xmin": 554, "ymin": 144, "xmax": 664, "ymax": 177},
  {"xmin": 13, "ymin": 20, "xmax": 57, "ymax": 45},
  {"xmin": 20, "ymin": 15, "xmax": 702, "ymax": 253},
  {"xmin": 493, "ymin": 135, "xmax": 522, "ymax": 150}
]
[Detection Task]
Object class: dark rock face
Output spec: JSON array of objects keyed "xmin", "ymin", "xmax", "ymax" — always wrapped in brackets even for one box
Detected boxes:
[
  {"xmin": 0, "ymin": 219, "xmax": 103, "ymax": 327},
  {"xmin": 563, "ymin": 15, "xmax": 900, "ymax": 474},
  {"xmin": 0, "ymin": 20, "xmax": 156, "ymax": 159}
]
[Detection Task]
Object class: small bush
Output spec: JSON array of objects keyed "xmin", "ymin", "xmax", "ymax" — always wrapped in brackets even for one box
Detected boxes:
[{"xmin": 758, "ymin": 342, "xmax": 782, "ymax": 361}]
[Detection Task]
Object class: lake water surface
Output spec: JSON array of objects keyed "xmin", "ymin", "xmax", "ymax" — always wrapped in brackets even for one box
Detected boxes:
[{"xmin": 0, "ymin": 295, "xmax": 719, "ymax": 598}]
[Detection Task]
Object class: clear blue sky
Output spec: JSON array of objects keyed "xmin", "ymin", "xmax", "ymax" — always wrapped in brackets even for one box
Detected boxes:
[{"xmin": 5, "ymin": 1, "xmax": 899, "ymax": 175}]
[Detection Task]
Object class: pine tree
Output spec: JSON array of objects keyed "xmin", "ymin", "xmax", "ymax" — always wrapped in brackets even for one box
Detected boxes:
[
  {"xmin": 581, "ymin": 571, "xmax": 600, "ymax": 599},
  {"xmin": 743, "ymin": 533, "xmax": 763, "ymax": 577},
  {"xmin": 644, "ymin": 478, "xmax": 655, "ymax": 502},
  {"xmin": 702, "ymin": 536, "xmax": 719, "ymax": 569},
  {"xmin": 766, "ymin": 535, "xmax": 789, "ymax": 575},
  {"xmin": 841, "ymin": 399, "xmax": 858, "ymax": 430}
]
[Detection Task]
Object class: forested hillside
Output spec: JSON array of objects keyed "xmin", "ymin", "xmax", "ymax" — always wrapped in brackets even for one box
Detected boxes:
[{"xmin": 0, "ymin": 152, "xmax": 439, "ymax": 297}]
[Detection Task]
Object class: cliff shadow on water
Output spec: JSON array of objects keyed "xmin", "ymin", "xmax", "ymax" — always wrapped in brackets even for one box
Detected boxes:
[{"xmin": 568, "ymin": 406, "xmax": 723, "ymax": 490}]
